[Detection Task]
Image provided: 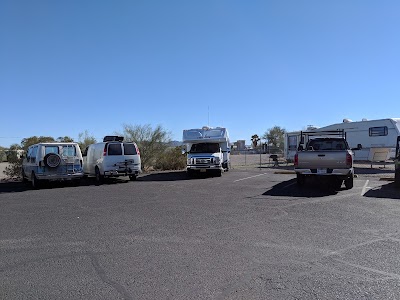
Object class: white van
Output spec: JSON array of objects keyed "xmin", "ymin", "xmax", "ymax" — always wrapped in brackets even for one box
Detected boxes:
[
  {"xmin": 82, "ymin": 136, "xmax": 141, "ymax": 182},
  {"xmin": 22, "ymin": 142, "xmax": 84, "ymax": 188}
]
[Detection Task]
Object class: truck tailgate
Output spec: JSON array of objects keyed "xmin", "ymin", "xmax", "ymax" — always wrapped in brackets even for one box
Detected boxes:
[{"xmin": 297, "ymin": 151, "xmax": 348, "ymax": 169}]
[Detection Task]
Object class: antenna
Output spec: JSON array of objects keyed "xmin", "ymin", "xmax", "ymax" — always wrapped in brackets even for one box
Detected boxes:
[{"xmin": 208, "ymin": 106, "xmax": 210, "ymax": 127}]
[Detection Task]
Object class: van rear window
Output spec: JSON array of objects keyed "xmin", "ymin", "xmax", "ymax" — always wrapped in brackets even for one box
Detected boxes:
[
  {"xmin": 45, "ymin": 146, "xmax": 59, "ymax": 155},
  {"xmin": 107, "ymin": 143, "xmax": 122, "ymax": 155},
  {"xmin": 124, "ymin": 143, "xmax": 137, "ymax": 155}
]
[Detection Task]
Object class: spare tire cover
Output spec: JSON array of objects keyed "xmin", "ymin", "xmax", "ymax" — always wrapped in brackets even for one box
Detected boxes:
[{"xmin": 44, "ymin": 153, "xmax": 61, "ymax": 168}]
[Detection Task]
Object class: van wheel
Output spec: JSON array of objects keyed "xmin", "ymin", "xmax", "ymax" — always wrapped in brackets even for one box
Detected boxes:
[
  {"xmin": 129, "ymin": 175, "xmax": 137, "ymax": 181},
  {"xmin": 95, "ymin": 167, "xmax": 103, "ymax": 184},
  {"xmin": 344, "ymin": 175, "xmax": 354, "ymax": 189},
  {"xmin": 31, "ymin": 172, "xmax": 41, "ymax": 189},
  {"xmin": 44, "ymin": 153, "xmax": 61, "ymax": 168},
  {"xmin": 21, "ymin": 169, "xmax": 28, "ymax": 183}
]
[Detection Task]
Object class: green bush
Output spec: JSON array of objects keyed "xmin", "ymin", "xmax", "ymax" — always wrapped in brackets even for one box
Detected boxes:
[{"xmin": 154, "ymin": 147, "xmax": 186, "ymax": 171}]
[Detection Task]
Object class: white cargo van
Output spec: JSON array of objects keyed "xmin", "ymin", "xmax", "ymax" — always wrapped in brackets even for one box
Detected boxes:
[
  {"xmin": 22, "ymin": 142, "xmax": 84, "ymax": 188},
  {"xmin": 82, "ymin": 136, "xmax": 141, "ymax": 182}
]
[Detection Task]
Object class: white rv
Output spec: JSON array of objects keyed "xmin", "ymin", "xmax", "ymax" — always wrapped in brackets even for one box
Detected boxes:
[
  {"xmin": 182, "ymin": 126, "xmax": 230, "ymax": 177},
  {"xmin": 284, "ymin": 118, "xmax": 400, "ymax": 161}
]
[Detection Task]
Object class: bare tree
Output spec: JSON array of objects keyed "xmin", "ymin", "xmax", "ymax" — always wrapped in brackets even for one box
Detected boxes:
[
  {"xmin": 262, "ymin": 126, "xmax": 286, "ymax": 150},
  {"xmin": 117, "ymin": 124, "xmax": 171, "ymax": 170}
]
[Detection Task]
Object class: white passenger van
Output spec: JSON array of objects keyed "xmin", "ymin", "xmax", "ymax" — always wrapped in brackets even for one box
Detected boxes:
[
  {"xmin": 22, "ymin": 142, "xmax": 84, "ymax": 188},
  {"xmin": 82, "ymin": 136, "xmax": 141, "ymax": 182}
]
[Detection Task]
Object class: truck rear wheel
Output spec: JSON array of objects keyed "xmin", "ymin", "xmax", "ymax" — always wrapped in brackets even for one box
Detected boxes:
[{"xmin": 344, "ymin": 175, "xmax": 354, "ymax": 189}]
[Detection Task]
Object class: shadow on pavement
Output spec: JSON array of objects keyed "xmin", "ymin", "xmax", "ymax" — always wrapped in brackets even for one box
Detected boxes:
[
  {"xmin": 355, "ymin": 167, "xmax": 394, "ymax": 175},
  {"xmin": 139, "ymin": 171, "xmax": 221, "ymax": 181},
  {"xmin": 263, "ymin": 178, "xmax": 339, "ymax": 198},
  {"xmin": 363, "ymin": 182, "xmax": 400, "ymax": 200},
  {"xmin": 0, "ymin": 177, "xmax": 131, "ymax": 194}
]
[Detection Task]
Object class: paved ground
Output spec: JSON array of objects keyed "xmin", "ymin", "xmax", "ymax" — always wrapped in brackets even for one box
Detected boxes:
[{"xmin": 1, "ymin": 166, "xmax": 400, "ymax": 299}]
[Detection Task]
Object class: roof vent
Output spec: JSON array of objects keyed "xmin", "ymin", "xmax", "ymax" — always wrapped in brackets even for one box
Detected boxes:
[
  {"xmin": 343, "ymin": 118, "xmax": 352, "ymax": 123},
  {"xmin": 362, "ymin": 118, "xmax": 368, "ymax": 121}
]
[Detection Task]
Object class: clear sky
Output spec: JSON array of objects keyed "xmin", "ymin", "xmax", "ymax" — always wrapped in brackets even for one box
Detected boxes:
[{"xmin": 1, "ymin": 0, "xmax": 399, "ymax": 147}]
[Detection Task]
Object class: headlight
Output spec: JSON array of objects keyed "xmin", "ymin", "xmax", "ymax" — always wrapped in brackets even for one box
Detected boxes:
[
  {"xmin": 187, "ymin": 158, "xmax": 192, "ymax": 164},
  {"xmin": 214, "ymin": 157, "xmax": 220, "ymax": 164}
]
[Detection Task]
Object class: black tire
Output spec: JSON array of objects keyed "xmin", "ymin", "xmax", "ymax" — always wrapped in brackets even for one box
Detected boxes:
[
  {"xmin": 296, "ymin": 174, "xmax": 305, "ymax": 187},
  {"xmin": 31, "ymin": 172, "xmax": 41, "ymax": 189},
  {"xmin": 95, "ymin": 167, "xmax": 103, "ymax": 184},
  {"xmin": 129, "ymin": 175, "xmax": 137, "ymax": 181},
  {"xmin": 332, "ymin": 178, "xmax": 343, "ymax": 190},
  {"xmin": 344, "ymin": 174, "xmax": 354, "ymax": 189},
  {"xmin": 395, "ymin": 170, "xmax": 400, "ymax": 188},
  {"xmin": 21, "ymin": 169, "xmax": 28, "ymax": 183},
  {"xmin": 44, "ymin": 153, "xmax": 61, "ymax": 168}
]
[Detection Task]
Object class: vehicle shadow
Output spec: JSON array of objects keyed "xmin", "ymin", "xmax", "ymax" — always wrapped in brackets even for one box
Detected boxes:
[
  {"xmin": 363, "ymin": 182, "xmax": 400, "ymax": 200},
  {"xmin": 355, "ymin": 167, "xmax": 394, "ymax": 175},
  {"xmin": 0, "ymin": 177, "xmax": 131, "ymax": 194},
  {"xmin": 139, "ymin": 171, "xmax": 219, "ymax": 181},
  {"xmin": 263, "ymin": 178, "xmax": 340, "ymax": 198}
]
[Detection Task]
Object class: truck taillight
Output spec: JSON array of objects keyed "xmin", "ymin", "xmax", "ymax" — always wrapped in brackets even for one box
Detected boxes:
[
  {"xmin": 346, "ymin": 153, "xmax": 352, "ymax": 167},
  {"xmin": 294, "ymin": 154, "xmax": 298, "ymax": 166}
]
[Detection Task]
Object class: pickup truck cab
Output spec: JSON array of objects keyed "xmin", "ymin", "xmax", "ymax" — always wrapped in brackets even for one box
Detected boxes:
[{"xmin": 294, "ymin": 130, "xmax": 361, "ymax": 189}]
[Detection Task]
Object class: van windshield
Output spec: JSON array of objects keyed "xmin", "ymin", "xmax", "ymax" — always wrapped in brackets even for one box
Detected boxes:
[
  {"xmin": 190, "ymin": 143, "xmax": 220, "ymax": 154},
  {"xmin": 124, "ymin": 143, "xmax": 137, "ymax": 155}
]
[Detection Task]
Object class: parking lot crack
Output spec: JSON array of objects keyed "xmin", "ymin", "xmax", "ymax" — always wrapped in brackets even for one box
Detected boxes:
[{"xmin": 88, "ymin": 252, "xmax": 133, "ymax": 300}]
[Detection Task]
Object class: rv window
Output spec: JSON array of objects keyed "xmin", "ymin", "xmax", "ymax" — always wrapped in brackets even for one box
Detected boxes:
[
  {"xmin": 107, "ymin": 143, "xmax": 123, "ymax": 155},
  {"xmin": 288, "ymin": 136, "xmax": 298, "ymax": 151},
  {"xmin": 123, "ymin": 143, "xmax": 137, "ymax": 155},
  {"xmin": 369, "ymin": 126, "xmax": 388, "ymax": 136},
  {"xmin": 45, "ymin": 146, "xmax": 59, "ymax": 155}
]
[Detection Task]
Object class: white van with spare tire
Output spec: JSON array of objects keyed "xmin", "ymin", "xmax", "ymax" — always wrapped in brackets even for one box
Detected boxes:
[
  {"xmin": 82, "ymin": 136, "xmax": 141, "ymax": 183},
  {"xmin": 22, "ymin": 142, "xmax": 84, "ymax": 188}
]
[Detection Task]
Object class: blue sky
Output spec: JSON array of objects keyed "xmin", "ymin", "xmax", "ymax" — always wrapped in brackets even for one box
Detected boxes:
[{"xmin": 1, "ymin": 0, "xmax": 399, "ymax": 147}]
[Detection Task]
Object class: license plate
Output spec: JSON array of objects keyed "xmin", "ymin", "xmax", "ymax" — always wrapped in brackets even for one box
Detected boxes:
[
  {"xmin": 317, "ymin": 168, "xmax": 327, "ymax": 174},
  {"xmin": 200, "ymin": 169, "xmax": 207, "ymax": 173}
]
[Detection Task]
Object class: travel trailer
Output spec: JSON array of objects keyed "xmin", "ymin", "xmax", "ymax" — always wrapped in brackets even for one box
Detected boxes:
[
  {"xmin": 182, "ymin": 126, "xmax": 230, "ymax": 177},
  {"xmin": 284, "ymin": 118, "xmax": 400, "ymax": 161}
]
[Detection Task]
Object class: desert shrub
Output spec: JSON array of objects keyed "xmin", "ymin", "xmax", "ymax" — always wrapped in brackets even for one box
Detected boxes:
[
  {"xmin": 118, "ymin": 124, "xmax": 171, "ymax": 171},
  {"xmin": 154, "ymin": 147, "xmax": 186, "ymax": 171}
]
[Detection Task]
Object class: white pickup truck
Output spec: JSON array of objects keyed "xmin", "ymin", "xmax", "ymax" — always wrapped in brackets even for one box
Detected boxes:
[{"xmin": 294, "ymin": 130, "xmax": 362, "ymax": 189}]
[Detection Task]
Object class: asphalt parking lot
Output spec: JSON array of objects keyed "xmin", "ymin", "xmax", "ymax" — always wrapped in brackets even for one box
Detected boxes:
[{"xmin": 1, "ymin": 164, "xmax": 400, "ymax": 299}]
